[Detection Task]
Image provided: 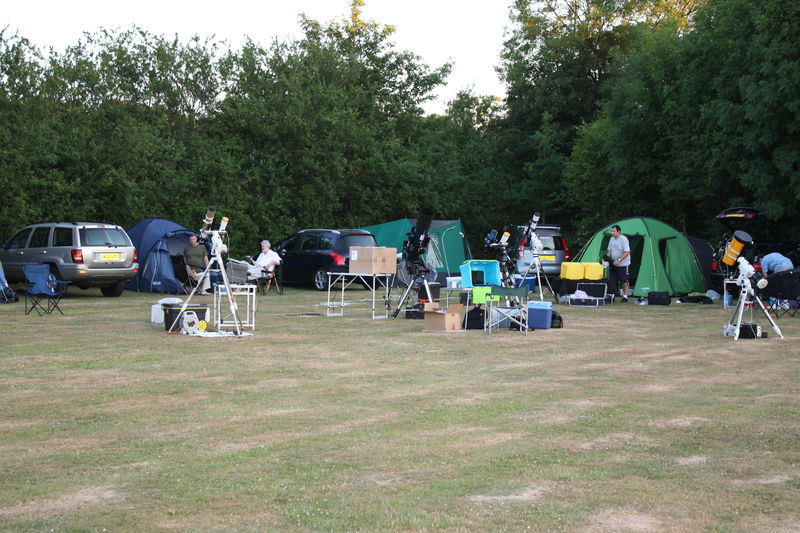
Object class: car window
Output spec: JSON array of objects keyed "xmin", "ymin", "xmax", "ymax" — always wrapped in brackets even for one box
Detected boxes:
[
  {"xmin": 79, "ymin": 228, "xmax": 130, "ymax": 246},
  {"xmin": 318, "ymin": 235, "xmax": 335, "ymax": 249},
  {"xmin": 29, "ymin": 227, "xmax": 51, "ymax": 248},
  {"xmin": 278, "ymin": 235, "xmax": 300, "ymax": 252},
  {"xmin": 336, "ymin": 234, "xmax": 377, "ymax": 253},
  {"xmin": 6, "ymin": 228, "xmax": 32, "ymax": 249},
  {"xmin": 537, "ymin": 236, "xmax": 557, "ymax": 251},
  {"xmin": 52, "ymin": 227, "xmax": 74, "ymax": 247},
  {"xmin": 301, "ymin": 235, "xmax": 320, "ymax": 251}
]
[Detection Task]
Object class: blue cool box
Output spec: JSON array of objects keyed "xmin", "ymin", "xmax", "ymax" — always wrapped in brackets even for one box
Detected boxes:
[{"xmin": 527, "ymin": 301, "xmax": 552, "ymax": 329}]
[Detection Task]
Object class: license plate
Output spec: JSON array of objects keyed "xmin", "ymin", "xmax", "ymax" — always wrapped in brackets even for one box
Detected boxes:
[
  {"xmin": 99, "ymin": 252, "xmax": 120, "ymax": 261},
  {"xmin": 540, "ymin": 255, "xmax": 555, "ymax": 261}
]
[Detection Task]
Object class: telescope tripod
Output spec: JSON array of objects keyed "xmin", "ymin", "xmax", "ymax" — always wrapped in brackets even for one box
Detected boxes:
[
  {"xmin": 389, "ymin": 264, "xmax": 434, "ymax": 319},
  {"xmin": 725, "ymin": 282, "xmax": 783, "ymax": 340},
  {"xmin": 519, "ymin": 252, "xmax": 556, "ymax": 302},
  {"xmin": 168, "ymin": 244, "xmax": 244, "ymax": 336}
]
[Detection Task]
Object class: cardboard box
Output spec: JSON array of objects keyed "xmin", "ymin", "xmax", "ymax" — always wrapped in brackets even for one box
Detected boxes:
[
  {"xmin": 423, "ymin": 302, "xmax": 464, "ymax": 331},
  {"xmin": 349, "ymin": 246, "xmax": 397, "ymax": 274}
]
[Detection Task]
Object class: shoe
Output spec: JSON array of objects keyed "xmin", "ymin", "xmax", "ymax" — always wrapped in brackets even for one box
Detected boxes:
[{"xmin": 621, "ymin": 296, "xmax": 628, "ymax": 303}]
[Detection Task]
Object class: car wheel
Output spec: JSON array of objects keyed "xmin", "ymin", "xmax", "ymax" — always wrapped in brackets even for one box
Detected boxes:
[
  {"xmin": 101, "ymin": 280, "xmax": 125, "ymax": 297},
  {"xmin": 48, "ymin": 265, "xmax": 68, "ymax": 296},
  {"xmin": 313, "ymin": 268, "xmax": 329, "ymax": 291}
]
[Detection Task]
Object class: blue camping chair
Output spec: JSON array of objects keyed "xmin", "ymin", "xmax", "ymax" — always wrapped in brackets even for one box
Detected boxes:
[{"xmin": 24, "ymin": 264, "xmax": 70, "ymax": 316}]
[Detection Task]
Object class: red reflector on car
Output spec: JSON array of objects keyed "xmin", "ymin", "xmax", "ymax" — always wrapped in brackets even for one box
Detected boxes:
[
  {"xmin": 329, "ymin": 252, "xmax": 345, "ymax": 266},
  {"xmin": 71, "ymin": 249, "xmax": 84, "ymax": 263}
]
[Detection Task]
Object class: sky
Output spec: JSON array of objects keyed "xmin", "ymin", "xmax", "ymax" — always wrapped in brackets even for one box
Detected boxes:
[{"xmin": 2, "ymin": 0, "xmax": 512, "ymax": 115}]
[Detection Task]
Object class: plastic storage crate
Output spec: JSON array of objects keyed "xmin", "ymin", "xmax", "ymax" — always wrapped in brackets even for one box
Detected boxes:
[{"xmin": 459, "ymin": 260, "xmax": 501, "ymax": 288}]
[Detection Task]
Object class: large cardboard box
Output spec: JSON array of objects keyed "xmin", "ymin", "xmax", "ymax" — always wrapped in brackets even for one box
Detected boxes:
[
  {"xmin": 349, "ymin": 246, "xmax": 397, "ymax": 274},
  {"xmin": 423, "ymin": 302, "xmax": 464, "ymax": 331}
]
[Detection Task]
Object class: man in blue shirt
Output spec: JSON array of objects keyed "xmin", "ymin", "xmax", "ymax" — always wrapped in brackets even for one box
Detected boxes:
[{"xmin": 758, "ymin": 252, "xmax": 794, "ymax": 276}]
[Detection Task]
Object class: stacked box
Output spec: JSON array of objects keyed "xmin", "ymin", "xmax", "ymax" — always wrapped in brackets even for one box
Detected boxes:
[
  {"xmin": 349, "ymin": 246, "xmax": 397, "ymax": 274},
  {"xmin": 528, "ymin": 301, "xmax": 553, "ymax": 329}
]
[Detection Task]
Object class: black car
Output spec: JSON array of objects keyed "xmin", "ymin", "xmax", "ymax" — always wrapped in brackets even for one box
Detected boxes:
[
  {"xmin": 274, "ymin": 229, "xmax": 378, "ymax": 290},
  {"xmin": 710, "ymin": 207, "xmax": 800, "ymax": 288}
]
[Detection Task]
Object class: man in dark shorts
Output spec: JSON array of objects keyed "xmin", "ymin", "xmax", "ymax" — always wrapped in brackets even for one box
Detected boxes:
[{"xmin": 607, "ymin": 225, "xmax": 631, "ymax": 302}]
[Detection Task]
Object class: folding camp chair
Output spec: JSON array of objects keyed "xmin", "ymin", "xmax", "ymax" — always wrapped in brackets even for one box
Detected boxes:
[
  {"xmin": 258, "ymin": 264, "xmax": 283, "ymax": 295},
  {"xmin": 24, "ymin": 264, "xmax": 70, "ymax": 316},
  {"xmin": 759, "ymin": 269, "xmax": 800, "ymax": 318},
  {"xmin": 484, "ymin": 285, "xmax": 530, "ymax": 335}
]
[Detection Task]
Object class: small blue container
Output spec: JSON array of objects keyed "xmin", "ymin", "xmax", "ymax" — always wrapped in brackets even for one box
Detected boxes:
[
  {"xmin": 514, "ymin": 274, "xmax": 537, "ymax": 291},
  {"xmin": 528, "ymin": 301, "xmax": 553, "ymax": 329},
  {"xmin": 459, "ymin": 260, "xmax": 502, "ymax": 288}
]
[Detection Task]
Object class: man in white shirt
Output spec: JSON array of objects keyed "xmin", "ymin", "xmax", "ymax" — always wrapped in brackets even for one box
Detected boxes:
[
  {"xmin": 248, "ymin": 240, "xmax": 282, "ymax": 280},
  {"xmin": 607, "ymin": 225, "xmax": 631, "ymax": 302}
]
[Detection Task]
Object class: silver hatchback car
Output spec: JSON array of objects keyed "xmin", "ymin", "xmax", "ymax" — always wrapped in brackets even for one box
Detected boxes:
[
  {"xmin": 513, "ymin": 224, "xmax": 571, "ymax": 277},
  {"xmin": 0, "ymin": 222, "xmax": 138, "ymax": 297}
]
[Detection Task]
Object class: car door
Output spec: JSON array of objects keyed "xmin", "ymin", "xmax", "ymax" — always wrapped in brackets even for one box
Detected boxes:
[
  {"xmin": 298, "ymin": 234, "xmax": 322, "ymax": 279},
  {"xmin": 275, "ymin": 235, "xmax": 302, "ymax": 281},
  {"xmin": 1, "ymin": 227, "xmax": 34, "ymax": 281},
  {"xmin": 27, "ymin": 226, "xmax": 52, "ymax": 266}
]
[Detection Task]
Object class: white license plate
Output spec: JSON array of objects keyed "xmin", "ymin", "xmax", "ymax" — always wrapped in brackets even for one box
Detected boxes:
[
  {"xmin": 99, "ymin": 252, "xmax": 120, "ymax": 261},
  {"xmin": 540, "ymin": 255, "xmax": 555, "ymax": 261}
]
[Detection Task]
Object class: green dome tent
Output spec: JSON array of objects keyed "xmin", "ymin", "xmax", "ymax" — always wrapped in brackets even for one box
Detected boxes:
[
  {"xmin": 360, "ymin": 218, "xmax": 472, "ymax": 281},
  {"xmin": 575, "ymin": 217, "xmax": 707, "ymax": 297}
]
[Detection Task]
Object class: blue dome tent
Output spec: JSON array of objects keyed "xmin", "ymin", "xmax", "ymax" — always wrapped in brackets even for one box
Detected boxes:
[{"xmin": 126, "ymin": 218, "xmax": 199, "ymax": 293}]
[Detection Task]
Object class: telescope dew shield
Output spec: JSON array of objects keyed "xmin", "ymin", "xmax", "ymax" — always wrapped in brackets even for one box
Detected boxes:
[
  {"xmin": 722, "ymin": 230, "xmax": 752, "ymax": 267},
  {"xmin": 201, "ymin": 206, "xmax": 217, "ymax": 233}
]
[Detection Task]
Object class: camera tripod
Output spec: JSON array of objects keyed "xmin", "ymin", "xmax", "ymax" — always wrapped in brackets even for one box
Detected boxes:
[
  {"xmin": 168, "ymin": 229, "xmax": 244, "ymax": 336},
  {"xmin": 725, "ymin": 280, "xmax": 783, "ymax": 340}
]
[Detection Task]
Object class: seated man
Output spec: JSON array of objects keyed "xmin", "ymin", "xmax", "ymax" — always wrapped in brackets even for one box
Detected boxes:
[
  {"xmin": 247, "ymin": 240, "xmax": 282, "ymax": 282},
  {"xmin": 183, "ymin": 234, "xmax": 211, "ymax": 295}
]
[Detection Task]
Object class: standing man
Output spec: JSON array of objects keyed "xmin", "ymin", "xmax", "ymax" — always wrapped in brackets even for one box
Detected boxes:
[
  {"xmin": 183, "ymin": 234, "xmax": 211, "ymax": 295},
  {"xmin": 607, "ymin": 225, "xmax": 631, "ymax": 302}
]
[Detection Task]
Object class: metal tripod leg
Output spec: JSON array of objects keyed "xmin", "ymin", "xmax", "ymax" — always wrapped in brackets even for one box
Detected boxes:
[
  {"xmin": 753, "ymin": 293, "xmax": 784, "ymax": 339},
  {"xmin": 390, "ymin": 276, "xmax": 431, "ymax": 319}
]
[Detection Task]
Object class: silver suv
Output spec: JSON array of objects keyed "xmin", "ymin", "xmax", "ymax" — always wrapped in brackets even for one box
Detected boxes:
[
  {"xmin": 513, "ymin": 224, "xmax": 571, "ymax": 277},
  {"xmin": 0, "ymin": 222, "xmax": 138, "ymax": 297}
]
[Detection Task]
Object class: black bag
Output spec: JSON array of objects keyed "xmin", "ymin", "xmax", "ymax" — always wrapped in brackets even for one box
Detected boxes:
[
  {"xmin": 1, "ymin": 287, "xmax": 18, "ymax": 303},
  {"xmin": 465, "ymin": 306, "xmax": 485, "ymax": 329},
  {"xmin": 551, "ymin": 309, "xmax": 563, "ymax": 328},
  {"xmin": 647, "ymin": 291, "xmax": 671, "ymax": 305}
]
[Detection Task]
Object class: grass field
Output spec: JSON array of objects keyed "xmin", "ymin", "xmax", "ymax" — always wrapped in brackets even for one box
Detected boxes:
[{"xmin": 1, "ymin": 285, "xmax": 799, "ymax": 532}]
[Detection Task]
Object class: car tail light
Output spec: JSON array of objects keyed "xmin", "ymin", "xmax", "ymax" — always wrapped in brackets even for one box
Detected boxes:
[
  {"xmin": 328, "ymin": 252, "xmax": 345, "ymax": 266},
  {"xmin": 133, "ymin": 248, "xmax": 138, "ymax": 262},
  {"xmin": 518, "ymin": 237, "xmax": 528, "ymax": 258},
  {"xmin": 710, "ymin": 261, "xmax": 718, "ymax": 271},
  {"xmin": 71, "ymin": 249, "xmax": 84, "ymax": 263},
  {"xmin": 562, "ymin": 238, "xmax": 571, "ymax": 260}
]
